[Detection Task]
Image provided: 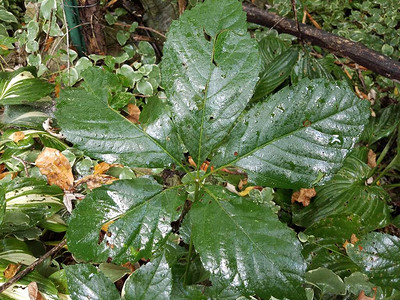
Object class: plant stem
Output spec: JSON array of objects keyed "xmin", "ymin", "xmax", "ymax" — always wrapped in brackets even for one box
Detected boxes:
[
  {"xmin": 368, "ymin": 130, "xmax": 397, "ymax": 178},
  {"xmin": 373, "ymin": 154, "xmax": 399, "ymax": 185}
]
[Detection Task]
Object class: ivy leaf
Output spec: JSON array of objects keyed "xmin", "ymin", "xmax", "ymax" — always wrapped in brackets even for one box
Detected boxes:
[
  {"xmin": 65, "ymin": 264, "xmax": 121, "ymax": 300},
  {"xmin": 190, "ymin": 185, "xmax": 306, "ymax": 300},
  {"xmin": 56, "ymin": 88, "xmax": 184, "ymax": 169},
  {"xmin": 212, "ymin": 78, "xmax": 370, "ymax": 189},
  {"xmin": 293, "ymin": 154, "xmax": 391, "ymax": 229},
  {"xmin": 66, "ymin": 178, "xmax": 186, "ymax": 263},
  {"xmin": 122, "ymin": 252, "xmax": 172, "ymax": 300},
  {"xmin": 346, "ymin": 232, "xmax": 400, "ymax": 290},
  {"xmin": 161, "ymin": 0, "xmax": 260, "ymax": 167}
]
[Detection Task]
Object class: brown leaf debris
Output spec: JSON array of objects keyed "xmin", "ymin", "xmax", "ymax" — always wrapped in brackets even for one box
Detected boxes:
[
  {"xmin": 35, "ymin": 147, "xmax": 74, "ymax": 191},
  {"xmin": 291, "ymin": 188, "xmax": 316, "ymax": 207},
  {"xmin": 367, "ymin": 149, "xmax": 377, "ymax": 168},
  {"xmin": 127, "ymin": 104, "xmax": 141, "ymax": 124}
]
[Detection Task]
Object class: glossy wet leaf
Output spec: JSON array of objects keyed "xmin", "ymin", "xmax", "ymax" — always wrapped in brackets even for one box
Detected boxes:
[
  {"xmin": 346, "ymin": 232, "xmax": 400, "ymax": 290},
  {"xmin": 122, "ymin": 252, "xmax": 172, "ymax": 300},
  {"xmin": 0, "ymin": 178, "xmax": 64, "ymax": 236},
  {"xmin": 212, "ymin": 79, "xmax": 370, "ymax": 189},
  {"xmin": 56, "ymin": 88, "xmax": 183, "ymax": 169},
  {"xmin": 65, "ymin": 264, "xmax": 120, "ymax": 300},
  {"xmin": 190, "ymin": 185, "xmax": 306, "ymax": 300},
  {"xmin": 305, "ymin": 267, "xmax": 346, "ymax": 295},
  {"xmin": 0, "ymin": 104, "xmax": 50, "ymax": 129},
  {"xmin": 0, "ymin": 68, "xmax": 53, "ymax": 105},
  {"xmin": 301, "ymin": 214, "xmax": 364, "ymax": 276},
  {"xmin": 67, "ymin": 178, "xmax": 186, "ymax": 263},
  {"xmin": 293, "ymin": 154, "xmax": 391, "ymax": 229},
  {"xmin": 0, "ymin": 237, "xmax": 36, "ymax": 265},
  {"xmin": 161, "ymin": 0, "xmax": 260, "ymax": 166}
]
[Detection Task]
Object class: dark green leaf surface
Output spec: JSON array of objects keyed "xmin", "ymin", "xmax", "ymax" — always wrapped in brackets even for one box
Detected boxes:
[
  {"xmin": 65, "ymin": 264, "xmax": 121, "ymax": 300},
  {"xmin": 293, "ymin": 155, "xmax": 391, "ymax": 229},
  {"xmin": 56, "ymin": 88, "xmax": 183, "ymax": 168},
  {"xmin": 212, "ymin": 79, "xmax": 370, "ymax": 189},
  {"xmin": 346, "ymin": 232, "xmax": 400, "ymax": 290},
  {"xmin": 258, "ymin": 35, "xmax": 289, "ymax": 67},
  {"xmin": 190, "ymin": 185, "xmax": 306, "ymax": 300},
  {"xmin": 0, "ymin": 104, "xmax": 50, "ymax": 129},
  {"xmin": 252, "ymin": 48, "xmax": 299, "ymax": 100},
  {"xmin": 67, "ymin": 178, "xmax": 186, "ymax": 263},
  {"xmin": 122, "ymin": 253, "xmax": 172, "ymax": 300},
  {"xmin": 161, "ymin": 0, "xmax": 260, "ymax": 166},
  {"xmin": 302, "ymin": 214, "xmax": 363, "ymax": 276},
  {"xmin": 0, "ymin": 69, "xmax": 53, "ymax": 105},
  {"xmin": 305, "ymin": 267, "xmax": 346, "ymax": 295}
]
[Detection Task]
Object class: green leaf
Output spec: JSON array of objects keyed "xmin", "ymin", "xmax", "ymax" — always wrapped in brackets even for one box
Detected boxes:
[
  {"xmin": 65, "ymin": 264, "xmax": 121, "ymax": 300},
  {"xmin": 190, "ymin": 185, "xmax": 306, "ymax": 300},
  {"xmin": 99, "ymin": 263, "xmax": 131, "ymax": 282},
  {"xmin": 122, "ymin": 252, "xmax": 172, "ymax": 300},
  {"xmin": 40, "ymin": 0, "xmax": 56, "ymax": 20},
  {"xmin": 0, "ymin": 259, "xmax": 59, "ymax": 299},
  {"xmin": 258, "ymin": 35, "xmax": 289, "ymax": 67},
  {"xmin": 344, "ymin": 272, "xmax": 384, "ymax": 299},
  {"xmin": 137, "ymin": 79, "xmax": 153, "ymax": 96},
  {"xmin": 212, "ymin": 78, "xmax": 370, "ymax": 189},
  {"xmin": 67, "ymin": 178, "xmax": 186, "ymax": 263},
  {"xmin": 161, "ymin": 0, "xmax": 260, "ymax": 166},
  {"xmin": 301, "ymin": 214, "xmax": 363, "ymax": 276},
  {"xmin": 0, "ymin": 237, "xmax": 36, "ymax": 265},
  {"xmin": 252, "ymin": 48, "xmax": 299, "ymax": 100},
  {"xmin": 0, "ymin": 178, "xmax": 64, "ymax": 236},
  {"xmin": 346, "ymin": 232, "xmax": 400, "ymax": 290},
  {"xmin": 361, "ymin": 104, "xmax": 400, "ymax": 145},
  {"xmin": 0, "ymin": 68, "xmax": 53, "ymax": 105},
  {"xmin": 0, "ymin": 8, "xmax": 18, "ymax": 23},
  {"xmin": 293, "ymin": 154, "xmax": 391, "ymax": 229},
  {"xmin": 305, "ymin": 267, "xmax": 346, "ymax": 295},
  {"xmin": 56, "ymin": 88, "xmax": 184, "ymax": 168},
  {"xmin": 27, "ymin": 20, "xmax": 39, "ymax": 42}
]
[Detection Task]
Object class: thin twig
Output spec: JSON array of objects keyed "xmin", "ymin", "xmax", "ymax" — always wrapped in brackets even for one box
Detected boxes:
[
  {"xmin": 0, "ymin": 239, "xmax": 67, "ymax": 294},
  {"xmin": 114, "ymin": 23, "xmax": 166, "ymax": 39},
  {"xmin": 11, "ymin": 155, "xmax": 29, "ymax": 177},
  {"xmin": 290, "ymin": 0, "xmax": 303, "ymax": 46}
]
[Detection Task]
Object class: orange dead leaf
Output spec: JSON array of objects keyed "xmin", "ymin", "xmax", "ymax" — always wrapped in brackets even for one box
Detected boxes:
[
  {"xmin": 291, "ymin": 188, "xmax": 316, "ymax": 207},
  {"xmin": 0, "ymin": 164, "xmax": 5, "ymax": 173},
  {"xmin": 367, "ymin": 149, "xmax": 377, "ymax": 168},
  {"xmin": 357, "ymin": 289, "xmax": 376, "ymax": 300},
  {"xmin": 28, "ymin": 282, "xmax": 45, "ymax": 300},
  {"xmin": 351, "ymin": 233, "xmax": 359, "ymax": 244},
  {"xmin": 35, "ymin": 147, "xmax": 74, "ymax": 191},
  {"xmin": 4, "ymin": 263, "xmax": 21, "ymax": 279},
  {"xmin": 238, "ymin": 178, "xmax": 248, "ymax": 190},
  {"xmin": 101, "ymin": 219, "xmax": 115, "ymax": 232},
  {"xmin": 305, "ymin": 10, "xmax": 322, "ymax": 29},
  {"xmin": 343, "ymin": 240, "xmax": 350, "ymax": 249},
  {"xmin": 75, "ymin": 174, "xmax": 117, "ymax": 190},
  {"xmin": 127, "ymin": 104, "xmax": 141, "ymax": 124},
  {"xmin": 0, "ymin": 171, "xmax": 17, "ymax": 180},
  {"xmin": 94, "ymin": 162, "xmax": 112, "ymax": 175},
  {"xmin": 188, "ymin": 156, "xmax": 197, "ymax": 168},
  {"xmin": 0, "ymin": 44, "xmax": 8, "ymax": 50},
  {"xmin": 54, "ymin": 82, "xmax": 61, "ymax": 98},
  {"xmin": 121, "ymin": 261, "xmax": 136, "ymax": 273},
  {"xmin": 43, "ymin": 36, "xmax": 55, "ymax": 52},
  {"xmin": 12, "ymin": 131, "xmax": 25, "ymax": 143},
  {"xmin": 200, "ymin": 160, "xmax": 210, "ymax": 172}
]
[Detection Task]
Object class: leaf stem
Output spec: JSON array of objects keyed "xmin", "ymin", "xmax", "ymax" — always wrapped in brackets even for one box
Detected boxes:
[
  {"xmin": 373, "ymin": 154, "xmax": 399, "ymax": 185},
  {"xmin": 368, "ymin": 130, "xmax": 397, "ymax": 178}
]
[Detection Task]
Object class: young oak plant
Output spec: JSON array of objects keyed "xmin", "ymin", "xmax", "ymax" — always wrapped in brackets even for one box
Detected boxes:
[{"xmin": 55, "ymin": 0, "xmax": 370, "ymax": 298}]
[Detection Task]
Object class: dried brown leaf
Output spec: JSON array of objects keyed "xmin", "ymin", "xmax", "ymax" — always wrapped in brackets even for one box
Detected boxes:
[
  {"xmin": 291, "ymin": 188, "xmax": 316, "ymax": 207},
  {"xmin": 3, "ymin": 263, "xmax": 21, "ymax": 279},
  {"xmin": 94, "ymin": 162, "xmax": 123, "ymax": 175},
  {"xmin": 75, "ymin": 174, "xmax": 117, "ymax": 190},
  {"xmin": 0, "ymin": 171, "xmax": 17, "ymax": 180},
  {"xmin": 28, "ymin": 282, "xmax": 45, "ymax": 300},
  {"xmin": 127, "ymin": 104, "xmax": 141, "ymax": 124},
  {"xmin": 357, "ymin": 289, "xmax": 376, "ymax": 300},
  {"xmin": 368, "ymin": 149, "xmax": 377, "ymax": 168},
  {"xmin": 35, "ymin": 147, "xmax": 74, "ymax": 190},
  {"xmin": 12, "ymin": 131, "xmax": 25, "ymax": 143}
]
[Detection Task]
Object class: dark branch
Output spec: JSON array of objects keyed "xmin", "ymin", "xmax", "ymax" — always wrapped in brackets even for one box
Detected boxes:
[{"xmin": 243, "ymin": 3, "xmax": 400, "ymax": 82}]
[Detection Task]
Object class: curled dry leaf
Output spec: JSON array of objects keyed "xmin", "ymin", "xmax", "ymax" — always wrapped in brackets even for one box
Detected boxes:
[
  {"xmin": 367, "ymin": 149, "xmax": 377, "ymax": 168},
  {"xmin": 28, "ymin": 282, "xmax": 45, "ymax": 300},
  {"xmin": 11, "ymin": 131, "xmax": 25, "ymax": 143},
  {"xmin": 127, "ymin": 104, "xmax": 141, "ymax": 124},
  {"xmin": 291, "ymin": 188, "xmax": 316, "ymax": 207},
  {"xmin": 74, "ymin": 174, "xmax": 117, "ymax": 190},
  {"xmin": 35, "ymin": 147, "xmax": 74, "ymax": 191},
  {"xmin": 94, "ymin": 162, "xmax": 123, "ymax": 175},
  {"xmin": 4, "ymin": 263, "xmax": 21, "ymax": 279}
]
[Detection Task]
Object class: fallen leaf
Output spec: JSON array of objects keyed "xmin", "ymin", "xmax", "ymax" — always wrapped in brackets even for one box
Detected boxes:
[
  {"xmin": 75, "ymin": 174, "xmax": 117, "ymax": 190},
  {"xmin": 35, "ymin": 147, "xmax": 74, "ymax": 191},
  {"xmin": 0, "ymin": 164, "xmax": 5, "ymax": 173},
  {"xmin": 28, "ymin": 282, "xmax": 45, "ymax": 300},
  {"xmin": 3, "ymin": 263, "xmax": 21, "ymax": 279},
  {"xmin": 351, "ymin": 233, "xmax": 359, "ymax": 244},
  {"xmin": 94, "ymin": 162, "xmax": 123, "ymax": 175},
  {"xmin": 127, "ymin": 104, "xmax": 141, "ymax": 124},
  {"xmin": 188, "ymin": 156, "xmax": 197, "ymax": 168},
  {"xmin": 101, "ymin": 219, "xmax": 116, "ymax": 232},
  {"xmin": 54, "ymin": 82, "xmax": 61, "ymax": 98},
  {"xmin": 367, "ymin": 149, "xmax": 377, "ymax": 168},
  {"xmin": 12, "ymin": 131, "xmax": 25, "ymax": 143},
  {"xmin": 200, "ymin": 160, "xmax": 210, "ymax": 172},
  {"xmin": 238, "ymin": 178, "xmax": 248, "ymax": 190},
  {"xmin": 121, "ymin": 261, "xmax": 136, "ymax": 273},
  {"xmin": 291, "ymin": 188, "xmax": 316, "ymax": 207},
  {"xmin": 357, "ymin": 289, "xmax": 376, "ymax": 300},
  {"xmin": 0, "ymin": 171, "xmax": 18, "ymax": 180}
]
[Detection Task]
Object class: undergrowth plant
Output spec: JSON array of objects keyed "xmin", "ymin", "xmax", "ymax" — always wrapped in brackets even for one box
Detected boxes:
[{"xmin": 53, "ymin": 0, "xmax": 374, "ymax": 298}]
